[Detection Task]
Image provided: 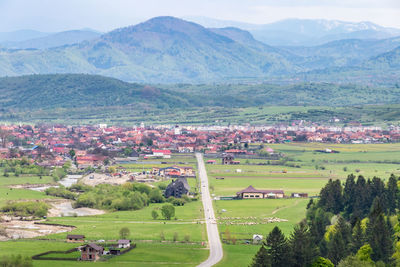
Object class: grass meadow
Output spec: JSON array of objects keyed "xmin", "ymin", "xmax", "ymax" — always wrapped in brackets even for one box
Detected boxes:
[
  {"xmin": 206, "ymin": 142, "xmax": 400, "ymax": 265},
  {"xmin": 0, "ymin": 241, "xmax": 208, "ymax": 267},
  {"xmin": 0, "ymin": 175, "xmax": 56, "ymax": 205}
]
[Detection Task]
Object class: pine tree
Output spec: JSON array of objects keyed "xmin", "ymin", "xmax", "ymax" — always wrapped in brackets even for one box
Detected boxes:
[
  {"xmin": 289, "ymin": 221, "xmax": 318, "ymax": 267},
  {"xmin": 386, "ymin": 174, "xmax": 398, "ymax": 214},
  {"xmin": 318, "ymin": 179, "xmax": 343, "ymax": 214},
  {"xmin": 343, "ymin": 174, "xmax": 356, "ymax": 218},
  {"xmin": 352, "ymin": 176, "xmax": 369, "ymax": 219},
  {"xmin": 265, "ymin": 226, "xmax": 291, "ymax": 267},
  {"xmin": 366, "ymin": 197, "xmax": 394, "ymax": 263},
  {"xmin": 327, "ymin": 233, "xmax": 346, "ymax": 265},
  {"xmin": 307, "ymin": 205, "xmax": 331, "ymax": 245},
  {"xmin": 350, "ymin": 219, "xmax": 365, "ymax": 253},
  {"xmin": 250, "ymin": 244, "xmax": 270, "ymax": 267},
  {"xmin": 369, "ymin": 177, "xmax": 387, "ymax": 210},
  {"xmin": 326, "ymin": 216, "xmax": 352, "ymax": 264}
]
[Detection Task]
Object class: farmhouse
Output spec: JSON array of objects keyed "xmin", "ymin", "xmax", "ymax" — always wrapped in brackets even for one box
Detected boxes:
[
  {"xmin": 222, "ymin": 154, "xmax": 240, "ymax": 165},
  {"xmin": 164, "ymin": 178, "xmax": 190, "ymax": 198},
  {"xmin": 80, "ymin": 243, "xmax": 104, "ymax": 261},
  {"xmin": 118, "ymin": 239, "xmax": 131, "ymax": 248},
  {"xmin": 236, "ymin": 185, "xmax": 284, "ymax": 199},
  {"xmin": 66, "ymin": 234, "xmax": 85, "ymax": 243},
  {"xmin": 253, "ymin": 234, "xmax": 263, "ymax": 244}
]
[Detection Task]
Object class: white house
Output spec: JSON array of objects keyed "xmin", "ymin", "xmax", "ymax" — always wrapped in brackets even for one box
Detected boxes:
[
  {"xmin": 118, "ymin": 239, "xmax": 131, "ymax": 249},
  {"xmin": 253, "ymin": 234, "xmax": 263, "ymax": 244}
]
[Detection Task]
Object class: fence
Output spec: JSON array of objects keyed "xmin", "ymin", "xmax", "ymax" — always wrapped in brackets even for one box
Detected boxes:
[{"xmin": 32, "ymin": 248, "xmax": 78, "ymax": 261}]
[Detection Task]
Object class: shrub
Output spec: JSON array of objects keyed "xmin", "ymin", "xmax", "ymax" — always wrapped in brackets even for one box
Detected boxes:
[
  {"xmin": 1, "ymin": 201, "xmax": 49, "ymax": 218},
  {"xmin": 173, "ymin": 232, "xmax": 178, "ymax": 242},
  {"xmin": 149, "ymin": 188, "xmax": 165, "ymax": 203},
  {"xmin": 167, "ymin": 196, "xmax": 176, "ymax": 203},
  {"xmin": 151, "ymin": 209, "xmax": 159, "ymax": 220},
  {"xmin": 181, "ymin": 195, "xmax": 191, "ymax": 203},
  {"xmin": 172, "ymin": 198, "xmax": 186, "ymax": 206},
  {"xmin": 184, "ymin": 234, "xmax": 190, "ymax": 242},
  {"xmin": 311, "ymin": 257, "xmax": 334, "ymax": 267},
  {"xmin": 0, "ymin": 255, "xmax": 32, "ymax": 267},
  {"xmin": 160, "ymin": 231, "xmax": 165, "ymax": 241},
  {"xmin": 161, "ymin": 204, "xmax": 175, "ymax": 220},
  {"xmin": 158, "ymin": 184, "xmax": 167, "ymax": 190},
  {"xmin": 45, "ymin": 187, "xmax": 77, "ymax": 200}
]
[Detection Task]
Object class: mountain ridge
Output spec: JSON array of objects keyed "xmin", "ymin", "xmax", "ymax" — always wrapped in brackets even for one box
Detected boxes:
[
  {"xmin": 184, "ymin": 16, "xmax": 400, "ymax": 46},
  {"xmin": 0, "ymin": 16, "xmax": 398, "ymax": 85}
]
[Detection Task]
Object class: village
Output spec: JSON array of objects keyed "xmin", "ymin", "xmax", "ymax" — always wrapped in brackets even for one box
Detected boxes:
[{"xmin": 0, "ymin": 122, "xmax": 398, "ymax": 169}]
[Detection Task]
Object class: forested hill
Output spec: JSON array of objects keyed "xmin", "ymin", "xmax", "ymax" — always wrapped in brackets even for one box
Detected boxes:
[
  {"xmin": 0, "ymin": 74, "xmax": 192, "ymax": 110},
  {"xmin": 1, "ymin": 74, "xmax": 400, "ymax": 113}
]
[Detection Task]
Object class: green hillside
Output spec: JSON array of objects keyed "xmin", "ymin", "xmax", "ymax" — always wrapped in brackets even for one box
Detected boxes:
[
  {"xmin": 0, "ymin": 74, "xmax": 192, "ymax": 110},
  {"xmin": 0, "ymin": 74, "xmax": 400, "ymax": 126}
]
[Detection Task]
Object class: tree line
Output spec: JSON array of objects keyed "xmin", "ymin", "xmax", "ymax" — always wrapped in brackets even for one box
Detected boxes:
[{"xmin": 251, "ymin": 174, "xmax": 400, "ymax": 266}]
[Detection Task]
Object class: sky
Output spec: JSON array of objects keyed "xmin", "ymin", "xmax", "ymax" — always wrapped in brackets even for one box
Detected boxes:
[{"xmin": 0, "ymin": 0, "xmax": 399, "ymax": 32}]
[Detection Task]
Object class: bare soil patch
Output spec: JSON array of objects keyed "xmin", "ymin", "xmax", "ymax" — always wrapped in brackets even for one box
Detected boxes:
[
  {"xmin": 0, "ymin": 217, "xmax": 74, "ymax": 241},
  {"xmin": 47, "ymin": 199, "xmax": 105, "ymax": 217}
]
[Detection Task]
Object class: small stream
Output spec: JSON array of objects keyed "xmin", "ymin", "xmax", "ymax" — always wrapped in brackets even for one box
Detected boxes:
[
  {"xmin": 28, "ymin": 175, "xmax": 82, "ymax": 192},
  {"xmin": 58, "ymin": 175, "xmax": 81, "ymax": 187}
]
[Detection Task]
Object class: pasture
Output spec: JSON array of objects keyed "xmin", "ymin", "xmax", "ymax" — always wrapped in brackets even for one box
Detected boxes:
[
  {"xmin": 207, "ymin": 142, "xmax": 400, "ymax": 265},
  {"xmin": 0, "ymin": 241, "xmax": 208, "ymax": 267},
  {"xmin": 44, "ymin": 200, "xmax": 206, "ymax": 242},
  {"xmin": 0, "ymin": 175, "xmax": 55, "ymax": 205}
]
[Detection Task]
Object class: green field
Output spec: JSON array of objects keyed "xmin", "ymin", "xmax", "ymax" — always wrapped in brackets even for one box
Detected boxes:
[
  {"xmin": 0, "ymin": 175, "xmax": 56, "ymax": 205},
  {"xmin": 206, "ymin": 142, "xmax": 400, "ymax": 265},
  {"xmin": 44, "ymin": 200, "xmax": 206, "ymax": 242},
  {"xmin": 0, "ymin": 241, "xmax": 208, "ymax": 267}
]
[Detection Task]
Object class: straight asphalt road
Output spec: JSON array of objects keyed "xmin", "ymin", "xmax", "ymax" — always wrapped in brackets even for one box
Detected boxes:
[{"xmin": 196, "ymin": 153, "xmax": 223, "ymax": 267}]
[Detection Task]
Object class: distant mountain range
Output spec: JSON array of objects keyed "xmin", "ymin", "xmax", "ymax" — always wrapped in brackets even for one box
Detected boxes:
[
  {"xmin": 0, "ymin": 16, "xmax": 399, "ymax": 84},
  {"xmin": 0, "ymin": 30, "xmax": 50, "ymax": 43},
  {"xmin": 185, "ymin": 16, "xmax": 400, "ymax": 46},
  {"xmin": 1, "ymin": 30, "xmax": 101, "ymax": 49}
]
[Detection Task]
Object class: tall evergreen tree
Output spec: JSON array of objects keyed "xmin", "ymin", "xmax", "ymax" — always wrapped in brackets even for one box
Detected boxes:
[
  {"xmin": 350, "ymin": 219, "xmax": 365, "ymax": 253},
  {"xmin": 386, "ymin": 174, "xmax": 398, "ymax": 214},
  {"xmin": 307, "ymin": 204, "xmax": 332, "ymax": 245},
  {"xmin": 289, "ymin": 221, "xmax": 318, "ymax": 267},
  {"xmin": 369, "ymin": 177, "xmax": 387, "ymax": 210},
  {"xmin": 352, "ymin": 176, "xmax": 369, "ymax": 219},
  {"xmin": 343, "ymin": 174, "xmax": 356, "ymax": 218},
  {"xmin": 366, "ymin": 197, "xmax": 394, "ymax": 263},
  {"xmin": 318, "ymin": 179, "xmax": 343, "ymax": 214},
  {"xmin": 326, "ymin": 216, "xmax": 352, "ymax": 264},
  {"xmin": 250, "ymin": 244, "xmax": 270, "ymax": 267},
  {"xmin": 266, "ymin": 226, "xmax": 291, "ymax": 267}
]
